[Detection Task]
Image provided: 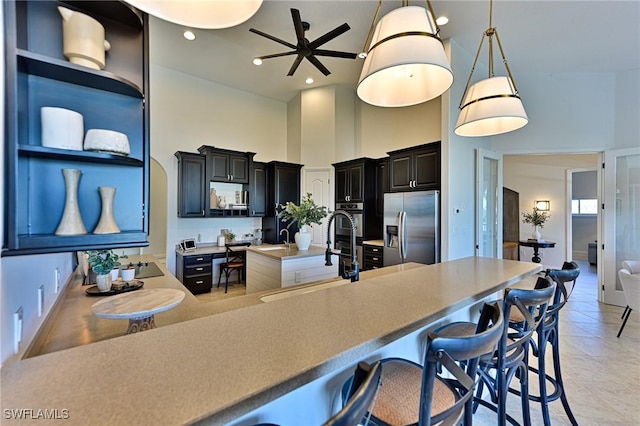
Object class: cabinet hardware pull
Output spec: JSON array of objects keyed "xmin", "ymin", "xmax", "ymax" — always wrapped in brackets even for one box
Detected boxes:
[
  {"xmin": 373, "ymin": 257, "xmax": 378, "ymax": 261},
  {"xmin": 196, "ymin": 267, "xmax": 203, "ymax": 271},
  {"xmin": 196, "ymin": 281, "xmax": 203, "ymax": 284},
  {"xmin": 196, "ymin": 258, "xmax": 203, "ymax": 261},
  {"xmin": 202, "ymin": 210, "xmax": 205, "ymax": 216},
  {"xmin": 230, "ymin": 175, "xmax": 233, "ymax": 181}
]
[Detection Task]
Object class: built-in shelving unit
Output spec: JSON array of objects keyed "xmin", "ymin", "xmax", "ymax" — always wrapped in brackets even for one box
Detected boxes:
[{"xmin": 3, "ymin": 0, "xmax": 150, "ymax": 255}]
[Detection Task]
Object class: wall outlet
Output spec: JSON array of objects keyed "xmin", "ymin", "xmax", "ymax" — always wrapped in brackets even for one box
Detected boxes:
[
  {"xmin": 14, "ymin": 307, "xmax": 23, "ymax": 354},
  {"xmin": 295, "ymin": 271, "xmax": 301, "ymax": 283},
  {"xmin": 38, "ymin": 285, "xmax": 45, "ymax": 317},
  {"xmin": 54, "ymin": 267, "xmax": 60, "ymax": 293}
]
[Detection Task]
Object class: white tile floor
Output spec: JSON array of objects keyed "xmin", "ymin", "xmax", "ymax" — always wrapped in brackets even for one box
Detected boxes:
[{"xmin": 473, "ymin": 261, "xmax": 640, "ymax": 425}]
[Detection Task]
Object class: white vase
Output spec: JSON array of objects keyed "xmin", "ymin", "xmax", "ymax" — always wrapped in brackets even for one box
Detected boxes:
[
  {"xmin": 41, "ymin": 107, "xmax": 84, "ymax": 151},
  {"xmin": 295, "ymin": 225, "xmax": 312, "ymax": 250},
  {"xmin": 532, "ymin": 225, "xmax": 541, "ymax": 241},
  {"xmin": 55, "ymin": 168, "xmax": 88, "ymax": 235},
  {"xmin": 93, "ymin": 186, "xmax": 120, "ymax": 234},
  {"xmin": 110, "ymin": 268, "xmax": 120, "ymax": 281},
  {"xmin": 95, "ymin": 273, "xmax": 112, "ymax": 292}
]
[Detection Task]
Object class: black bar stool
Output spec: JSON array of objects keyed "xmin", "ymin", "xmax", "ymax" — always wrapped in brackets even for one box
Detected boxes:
[
  {"xmin": 347, "ymin": 302, "xmax": 503, "ymax": 426},
  {"xmin": 472, "ymin": 276, "xmax": 556, "ymax": 426},
  {"xmin": 512, "ymin": 261, "xmax": 580, "ymax": 426}
]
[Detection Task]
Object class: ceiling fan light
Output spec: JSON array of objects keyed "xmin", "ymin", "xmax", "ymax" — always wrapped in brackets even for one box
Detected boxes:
[
  {"xmin": 454, "ymin": 76, "xmax": 528, "ymax": 137},
  {"xmin": 357, "ymin": 6, "xmax": 453, "ymax": 108},
  {"xmin": 126, "ymin": 0, "xmax": 263, "ymax": 29}
]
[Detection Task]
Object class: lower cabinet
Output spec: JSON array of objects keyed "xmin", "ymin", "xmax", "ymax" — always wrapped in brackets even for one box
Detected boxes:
[
  {"xmin": 176, "ymin": 253, "xmax": 212, "ymax": 294},
  {"xmin": 363, "ymin": 244, "xmax": 384, "ymax": 270}
]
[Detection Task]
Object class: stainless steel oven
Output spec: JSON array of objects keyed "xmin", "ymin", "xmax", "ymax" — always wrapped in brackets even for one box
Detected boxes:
[{"xmin": 335, "ymin": 203, "xmax": 363, "ymax": 238}]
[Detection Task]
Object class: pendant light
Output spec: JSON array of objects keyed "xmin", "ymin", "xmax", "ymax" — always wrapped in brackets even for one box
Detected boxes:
[
  {"xmin": 125, "ymin": 0, "xmax": 262, "ymax": 29},
  {"xmin": 357, "ymin": 0, "xmax": 453, "ymax": 108},
  {"xmin": 454, "ymin": 0, "xmax": 528, "ymax": 137}
]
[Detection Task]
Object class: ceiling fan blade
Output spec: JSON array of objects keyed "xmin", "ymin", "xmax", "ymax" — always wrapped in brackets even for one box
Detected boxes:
[
  {"xmin": 257, "ymin": 51, "xmax": 297, "ymax": 60},
  {"xmin": 287, "ymin": 55, "xmax": 304, "ymax": 76},
  {"xmin": 306, "ymin": 55, "xmax": 331, "ymax": 76},
  {"xmin": 250, "ymin": 28, "xmax": 297, "ymax": 50},
  {"xmin": 308, "ymin": 23, "xmax": 351, "ymax": 50},
  {"xmin": 290, "ymin": 9, "xmax": 306, "ymax": 45},
  {"xmin": 313, "ymin": 49, "xmax": 357, "ymax": 59}
]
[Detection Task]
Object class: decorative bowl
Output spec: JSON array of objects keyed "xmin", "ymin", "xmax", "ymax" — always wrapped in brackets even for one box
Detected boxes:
[{"xmin": 83, "ymin": 129, "xmax": 130, "ymax": 156}]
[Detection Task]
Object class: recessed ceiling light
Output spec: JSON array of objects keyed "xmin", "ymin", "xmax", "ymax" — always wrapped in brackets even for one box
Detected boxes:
[
  {"xmin": 305, "ymin": 77, "xmax": 314, "ymax": 85},
  {"xmin": 253, "ymin": 58, "xmax": 263, "ymax": 66},
  {"xmin": 436, "ymin": 16, "xmax": 449, "ymax": 26},
  {"xmin": 183, "ymin": 30, "xmax": 196, "ymax": 41}
]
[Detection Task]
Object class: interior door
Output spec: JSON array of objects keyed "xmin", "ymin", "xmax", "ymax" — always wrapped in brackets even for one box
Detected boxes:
[
  {"xmin": 603, "ymin": 147, "xmax": 640, "ymax": 305},
  {"xmin": 476, "ymin": 149, "xmax": 503, "ymax": 258},
  {"xmin": 304, "ymin": 168, "xmax": 331, "ymax": 246}
]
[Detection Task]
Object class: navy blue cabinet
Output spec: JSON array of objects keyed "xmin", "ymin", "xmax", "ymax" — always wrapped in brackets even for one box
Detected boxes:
[{"xmin": 3, "ymin": 1, "xmax": 149, "ymax": 255}]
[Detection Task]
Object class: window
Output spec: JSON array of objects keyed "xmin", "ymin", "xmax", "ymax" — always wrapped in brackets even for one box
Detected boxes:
[{"xmin": 572, "ymin": 198, "xmax": 598, "ymax": 215}]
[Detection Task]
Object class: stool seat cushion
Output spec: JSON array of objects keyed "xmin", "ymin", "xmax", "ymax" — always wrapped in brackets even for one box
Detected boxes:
[{"xmin": 372, "ymin": 360, "xmax": 457, "ymax": 426}]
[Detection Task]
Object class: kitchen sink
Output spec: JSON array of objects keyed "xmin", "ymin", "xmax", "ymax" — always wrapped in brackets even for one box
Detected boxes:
[{"xmin": 260, "ymin": 279, "xmax": 350, "ymax": 303}]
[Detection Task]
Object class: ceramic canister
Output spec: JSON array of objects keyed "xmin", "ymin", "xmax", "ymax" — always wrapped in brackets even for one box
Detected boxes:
[
  {"xmin": 58, "ymin": 6, "xmax": 111, "ymax": 70},
  {"xmin": 41, "ymin": 107, "xmax": 84, "ymax": 150}
]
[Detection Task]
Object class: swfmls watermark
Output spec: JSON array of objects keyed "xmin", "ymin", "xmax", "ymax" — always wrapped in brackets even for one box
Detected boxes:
[{"xmin": 3, "ymin": 409, "xmax": 69, "ymax": 420}]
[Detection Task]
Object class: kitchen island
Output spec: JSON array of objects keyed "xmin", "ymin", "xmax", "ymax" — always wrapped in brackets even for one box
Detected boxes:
[
  {"xmin": 1, "ymin": 257, "xmax": 540, "ymax": 425},
  {"xmin": 245, "ymin": 243, "xmax": 339, "ymax": 293}
]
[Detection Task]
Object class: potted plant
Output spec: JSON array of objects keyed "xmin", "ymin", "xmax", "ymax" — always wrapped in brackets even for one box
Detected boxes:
[
  {"xmin": 86, "ymin": 249, "xmax": 124, "ymax": 292},
  {"xmin": 522, "ymin": 207, "xmax": 550, "ymax": 241},
  {"xmin": 278, "ymin": 193, "xmax": 328, "ymax": 250}
]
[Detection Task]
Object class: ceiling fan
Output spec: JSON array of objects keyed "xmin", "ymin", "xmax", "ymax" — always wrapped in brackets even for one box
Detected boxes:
[{"xmin": 249, "ymin": 8, "xmax": 357, "ymax": 76}]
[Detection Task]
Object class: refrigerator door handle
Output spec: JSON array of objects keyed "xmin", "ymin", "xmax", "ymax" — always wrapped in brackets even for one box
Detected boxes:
[{"xmin": 401, "ymin": 211, "xmax": 408, "ymax": 261}]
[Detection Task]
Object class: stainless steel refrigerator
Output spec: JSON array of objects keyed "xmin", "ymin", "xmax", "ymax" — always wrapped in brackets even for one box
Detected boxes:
[{"xmin": 383, "ymin": 190, "xmax": 440, "ymax": 266}]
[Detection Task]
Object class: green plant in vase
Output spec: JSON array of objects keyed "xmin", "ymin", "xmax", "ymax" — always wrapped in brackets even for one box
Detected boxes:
[
  {"xmin": 278, "ymin": 193, "xmax": 328, "ymax": 250},
  {"xmin": 86, "ymin": 249, "xmax": 124, "ymax": 292},
  {"xmin": 522, "ymin": 208, "xmax": 550, "ymax": 241}
]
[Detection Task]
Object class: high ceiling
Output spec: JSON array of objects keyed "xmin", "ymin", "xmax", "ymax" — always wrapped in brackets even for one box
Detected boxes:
[{"xmin": 149, "ymin": 0, "xmax": 640, "ymax": 103}]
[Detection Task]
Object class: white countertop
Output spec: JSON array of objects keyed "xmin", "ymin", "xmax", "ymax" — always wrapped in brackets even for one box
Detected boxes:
[{"xmin": 0, "ymin": 257, "xmax": 540, "ymax": 425}]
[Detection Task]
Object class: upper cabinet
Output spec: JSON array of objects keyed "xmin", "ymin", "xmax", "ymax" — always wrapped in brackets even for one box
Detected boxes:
[
  {"xmin": 175, "ymin": 152, "xmax": 206, "ymax": 218},
  {"xmin": 333, "ymin": 158, "xmax": 379, "ymax": 204},
  {"xmin": 198, "ymin": 145, "xmax": 252, "ymax": 184},
  {"xmin": 3, "ymin": 0, "xmax": 149, "ymax": 255},
  {"xmin": 248, "ymin": 161, "xmax": 267, "ymax": 217},
  {"xmin": 388, "ymin": 142, "xmax": 441, "ymax": 192}
]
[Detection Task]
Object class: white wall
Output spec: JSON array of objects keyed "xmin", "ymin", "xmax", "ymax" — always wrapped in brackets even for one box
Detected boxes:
[
  {"xmin": 491, "ymin": 72, "xmax": 617, "ymax": 154},
  {"xmin": 504, "ymin": 154, "xmax": 599, "ymax": 268},
  {"xmin": 614, "ymin": 69, "xmax": 640, "ymax": 148},
  {"xmin": 442, "ymin": 39, "xmax": 492, "ymax": 261},
  {"xmin": 149, "ymin": 64, "xmax": 288, "ymax": 273}
]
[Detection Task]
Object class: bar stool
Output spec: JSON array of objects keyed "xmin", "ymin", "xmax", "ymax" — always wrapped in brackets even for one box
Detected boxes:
[
  {"xmin": 512, "ymin": 261, "xmax": 580, "ymax": 426},
  {"xmin": 255, "ymin": 361, "xmax": 381, "ymax": 426},
  {"xmin": 351, "ymin": 302, "xmax": 503, "ymax": 426},
  {"xmin": 472, "ymin": 276, "xmax": 556, "ymax": 426}
]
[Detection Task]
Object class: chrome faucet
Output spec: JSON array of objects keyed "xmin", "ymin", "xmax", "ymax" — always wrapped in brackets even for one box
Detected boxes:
[
  {"xmin": 280, "ymin": 228, "xmax": 290, "ymax": 248},
  {"xmin": 325, "ymin": 210, "xmax": 359, "ymax": 282}
]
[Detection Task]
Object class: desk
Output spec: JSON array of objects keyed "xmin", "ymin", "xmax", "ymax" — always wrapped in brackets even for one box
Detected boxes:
[
  {"xmin": 92, "ymin": 288, "xmax": 185, "ymax": 334},
  {"xmin": 518, "ymin": 240, "xmax": 556, "ymax": 263}
]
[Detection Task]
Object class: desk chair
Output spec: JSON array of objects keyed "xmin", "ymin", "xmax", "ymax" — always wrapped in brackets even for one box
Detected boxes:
[
  {"xmin": 358, "ymin": 302, "xmax": 503, "ymax": 426},
  {"xmin": 217, "ymin": 243, "xmax": 250, "ymax": 293}
]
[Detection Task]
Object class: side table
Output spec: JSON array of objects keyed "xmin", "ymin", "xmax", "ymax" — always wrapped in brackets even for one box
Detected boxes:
[
  {"xmin": 518, "ymin": 240, "xmax": 556, "ymax": 263},
  {"xmin": 92, "ymin": 288, "xmax": 185, "ymax": 334}
]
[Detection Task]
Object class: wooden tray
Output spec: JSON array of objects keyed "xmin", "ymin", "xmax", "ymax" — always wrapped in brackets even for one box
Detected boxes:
[{"xmin": 85, "ymin": 280, "xmax": 144, "ymax": 297}]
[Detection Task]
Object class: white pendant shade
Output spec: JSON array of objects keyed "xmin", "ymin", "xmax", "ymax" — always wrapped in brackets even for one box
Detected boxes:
[
  {"xmin": 126, "ymin": 0, "xmax": 262, "ymax": 29},
  {"xmin": 357, "ymin": 6, "xmax": 453, "ymax": 108},
  {"xmin": 455, "ymin": 76, "xmax": 528, "ymax": 137}
]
